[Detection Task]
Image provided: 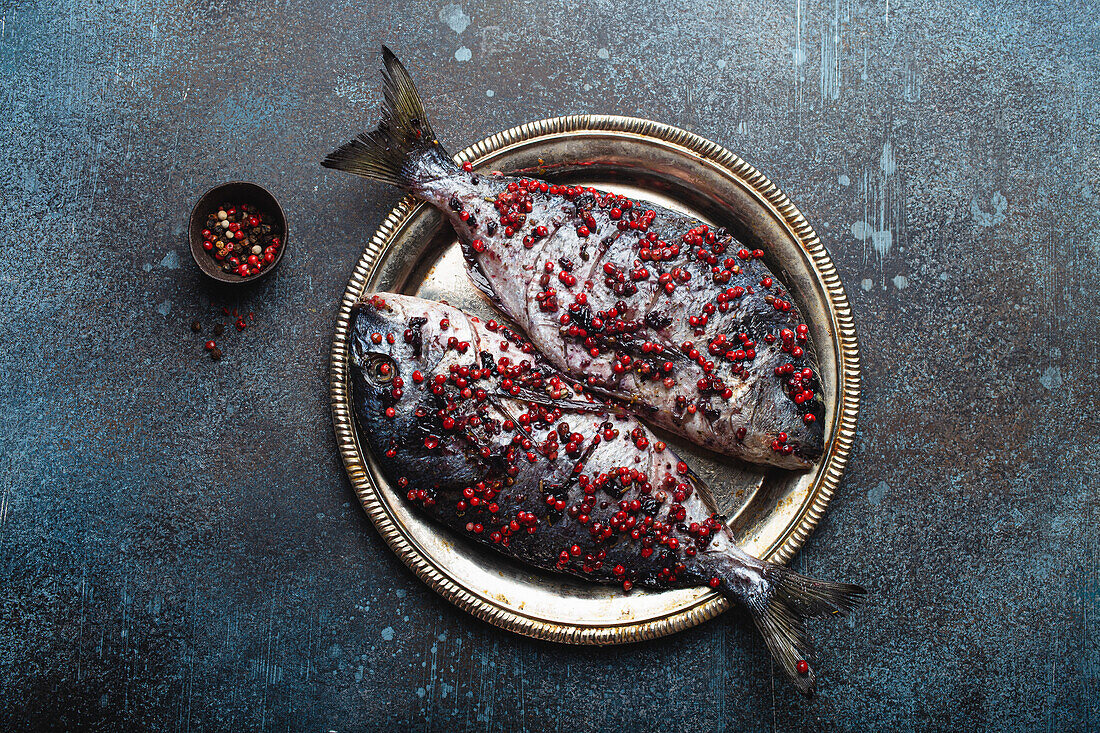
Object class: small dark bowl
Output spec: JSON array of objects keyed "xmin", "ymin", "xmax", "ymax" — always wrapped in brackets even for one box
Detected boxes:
[{"xmin": 189, "ymin": 182, "xmax": 288, "ymax": 284}]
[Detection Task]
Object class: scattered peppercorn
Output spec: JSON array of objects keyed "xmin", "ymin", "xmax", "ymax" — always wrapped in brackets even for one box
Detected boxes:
[{"xmin": 187, "ymin": 305, "xmax": 261, "ymax": 364}]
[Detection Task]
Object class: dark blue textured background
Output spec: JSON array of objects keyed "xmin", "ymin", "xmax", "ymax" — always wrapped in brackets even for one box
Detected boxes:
[{"xmin": 1, "ymin": 0, "xmax": 1097, "ymax": 729}]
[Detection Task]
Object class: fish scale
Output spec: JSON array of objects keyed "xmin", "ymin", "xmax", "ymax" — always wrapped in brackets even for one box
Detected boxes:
[{"xmin": 523, "ymin": 202, "xmax": 628, "ymax": 378}]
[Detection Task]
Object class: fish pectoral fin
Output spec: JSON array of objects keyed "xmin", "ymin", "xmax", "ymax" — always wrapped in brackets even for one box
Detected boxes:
[{"xmin": 680, "ymin": 468, "xmax": 721, "ymax": 516}]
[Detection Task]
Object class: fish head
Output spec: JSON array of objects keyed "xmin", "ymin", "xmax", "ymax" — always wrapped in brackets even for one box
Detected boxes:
[
  {"xmin": 349, "ymin": 294, "xmax": 482, "ymax": 484},
  {"xmin": 738, "ymin": 374, "xmax": 826, "ymax": 469},
  {"xmin": 349, "ymin": 293, "xmax": 445, "ymax": 431}
]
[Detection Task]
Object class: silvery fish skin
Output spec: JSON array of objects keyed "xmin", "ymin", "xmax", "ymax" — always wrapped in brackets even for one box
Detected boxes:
[
  {"xmin": 349, "ymin": 292, "xmax": 863, "ymax": 694},
  {"xmin": 325, "ymin": 48, "xmax": 826, "ymax": 469}
]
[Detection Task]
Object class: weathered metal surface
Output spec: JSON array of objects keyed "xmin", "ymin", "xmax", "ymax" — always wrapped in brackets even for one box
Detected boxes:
[{"xmin": 0, "ymin": 0, "xmax": 1096, "ymax": 730}]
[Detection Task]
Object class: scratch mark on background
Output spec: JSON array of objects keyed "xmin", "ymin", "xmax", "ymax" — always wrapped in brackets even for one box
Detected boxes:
[
  {"xmin": 303, "ymin": 609, "xmax": 315, "ymax": 682},
  {"xmin": 791, "ymin": 0, "xmax": 806, "ymax": 128},
  {"xmin": 852, "ymin": 138, "xmax": 906, "ymax": 284},
  {"xmin": 120, "ymin": 572, "xmax": 131, "ymax": 715},
  {"xmin": 0, "ymin": 456, "xmax": 11, "ymax": 543},
  {"xmin": 516, "ymin": 648, "xmax": 526, "ymax": 731},
  {"xmin": 424, "ymin": 631, "xmax": 440, "ymax": 730},
  {"xmin": 820, "ymin": 0, "xmax": 841, "ymax": 102}
]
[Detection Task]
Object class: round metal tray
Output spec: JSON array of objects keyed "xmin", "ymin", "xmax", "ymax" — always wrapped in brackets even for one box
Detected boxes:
[{"xmin": 330, "ymin": 115, "xmax": 860, "ymax": 644}]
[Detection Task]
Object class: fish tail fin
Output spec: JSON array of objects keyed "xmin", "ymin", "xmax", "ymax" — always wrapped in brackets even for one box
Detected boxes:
[
  {"xmin": 727, "ymin": 561, "xmax": 865, "ymax": 696},
  {"xmin": 322, "ymin": 46, "xmax": 457, "ymax": 188}
]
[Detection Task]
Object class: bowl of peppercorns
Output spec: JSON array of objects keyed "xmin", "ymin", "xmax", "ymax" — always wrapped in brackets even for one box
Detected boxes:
[{"xmin": 189, "ymin": 182, "xmax": 287, "ymax": 283}]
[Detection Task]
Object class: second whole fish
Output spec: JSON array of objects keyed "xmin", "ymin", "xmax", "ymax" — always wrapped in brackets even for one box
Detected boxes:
[{"xmin": 349, "ymin": 293, "xmax": 864, "ymax": 694}]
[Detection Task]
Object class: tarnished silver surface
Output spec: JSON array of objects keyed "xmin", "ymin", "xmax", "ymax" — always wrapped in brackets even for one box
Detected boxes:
[{"xmin": 330, "ymin": 115, "xmax": 860, "ymax": 644}]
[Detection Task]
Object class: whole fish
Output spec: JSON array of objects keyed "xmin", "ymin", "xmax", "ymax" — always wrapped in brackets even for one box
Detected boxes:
[
  {"xmin": 325, "ymin": 48, "xmax": 827, "ymax": 469},
  {"xmin": 349, "ymin": 293, "xmax": 863, "ymax": 694}
]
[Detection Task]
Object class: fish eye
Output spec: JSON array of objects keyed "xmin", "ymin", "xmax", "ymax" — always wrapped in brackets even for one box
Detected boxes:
[{"xmin": 366, "ymin": 355, "xmax": 397, "ymax": 385}]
